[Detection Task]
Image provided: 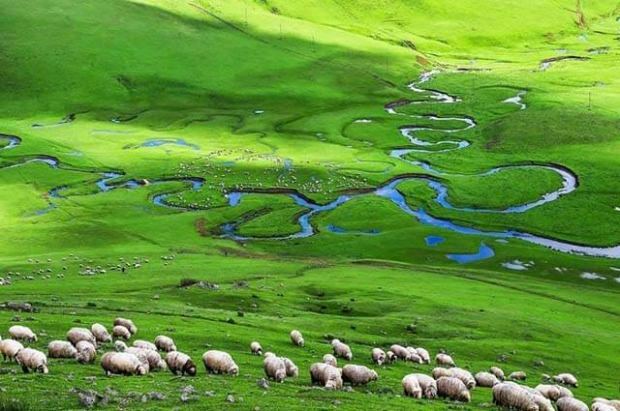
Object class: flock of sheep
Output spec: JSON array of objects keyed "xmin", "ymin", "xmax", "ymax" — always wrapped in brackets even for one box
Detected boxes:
[{"xmin": 1, "ymin": 322, "xmax": 618, "ymax": 411}]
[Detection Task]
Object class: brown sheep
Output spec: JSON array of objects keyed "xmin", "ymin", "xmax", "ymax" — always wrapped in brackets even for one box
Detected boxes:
[{"xmin": 165, "ymin": 351, "xmax": 197, "ymax": 376}]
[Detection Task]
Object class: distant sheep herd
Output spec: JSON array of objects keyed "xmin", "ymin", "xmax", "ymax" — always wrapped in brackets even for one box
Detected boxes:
[{"xmin": 0, "ymin": 322, "xmax": 618, "ymax": 411}]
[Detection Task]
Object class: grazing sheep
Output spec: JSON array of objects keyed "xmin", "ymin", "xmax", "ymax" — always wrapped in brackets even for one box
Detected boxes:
[
  {"xmin": 165, "ymin": 351, "xmax": 196, "ymax": 376},
  {"xmin": 342, "ymin": 364, "xmax": 378, "ymax": 386},
  {"xmin": 432, "ymin": 367, "xmax": 453, "ymax": 379},
  {"xmin": 492, "ymin": 382, "xmax": 538, "ymax": 411},
  {"xmin": 490, "ymin": 366, "xmax": 506, "ymax": 381},
  {"xmin": 390, "ymin": 344, "xmax": 411, "ymax": 361},
  {"xmin": 66, "ymin": 327, "xmax": 97, "ymax": 347},
  {"xmin": 322, "ymin": 353, "xmax": 337, "ymax": 367},
  {"xmin": 402, "ymin": 374, "xmax": 423, "ymax": 398},
  {"xmin": 264, "ymin": 352, "xmax": 276, "ymax": 358},
  {"xmin": 126, "ymin": 347, "xmax": 151, "ymax": 372},
  {"xmin": 386, "ymin": 350, "xmax": 397, "ymax": 363},
  {"xmin": 557, "ymin": 397, "xmax": 588, "ymax": 411},
  {"xmin": 114, "ymin": 318, "xmax": 137, "ymax": 335},
  {"xmin": 290, "ymin": 330, "xmax": 304, "ymax": 347},
  {"xmin": 406, "ymin": 347, "xmax": 423, "ymax": 363},
  {"xmin": 114, "ymin": 340, "xmax": 128, "ymax": 352},
  {"xmin": 521, "ymin": 386, "xmax": 554, "ymax": 411},
  {"xmin": 91, "ymin": 323, "xmax": 112, "ymax": 344},
  {"xmin": 592, "ymin": 399, "xmax": 620, "ymax": 411},
  {"xmin": 310, "ymin": 362, "xmax": 342, "ymax": 390},
  {"xmin": 264, "ymin": 355, "xmax": 286, "ymax": 382},
  {"xmin": 203, "ymin": 350, "xmax": 239, "ymax": 376},
  {"xmin": 250, "ymin": 341, "xmax": 263, "ymax": 356},
  {"xmin": 127, "ymin": 347, "xmax": 165, "ymax": 371},
  {"xmin": 154, "ymin": 335, "xmax": 176, "ymax": 352},
  {"xmin": 476, "ymin": 371, "xmax": 500, "ymax": 387},
  {"xmin": 412, "ymin": 373, "xmax": 438, "ymax": 399},
  {"xmin": 112, "ymin": 325, "xmax": 131, "ymax": 340},
  {"xmin": 8, "ymin": 325, "xmax": 37, "ymax": 343},
  {"xmin": 0, "ymin": 339, "xmax": 24, "ymax": 361},
  {"xmin": 16, "ymin": 348, "xmax": 48, "ymax": 374},
  {"xmin": 509, "ymin": 371, "xmax": 527, "ymax": 381},
  {"xmin": 371, "ymin": 348, "xmax": 386, "ymax": 365},
  {"xmin": 48, "ymin": 340, "xmax": 77, "ymax": 359},
  {"xmin": 133, "ymin": 340, "xmax": 157, "ymax": 351},
  {"xmin": 331, "ymin": 339, "xmax": 352, "ymax": 361},
  {"xmin": 433, "ymin": 367, "xmax": 475, "ymax": 389},
  {"xmin": 435, "ymin": 353, "xmax": 455, "ymax": 367},
  {"xmin": 101, "ymin": 352, "xmax": 146, "ymax": 376},
  {"xmin": 436, "ymin": 376, "xmax": 471, "ymax": 402},
  {"xmin": 416, "ymin": 347, "xmax": 431, "ymax": 364},
  {"xmin": 282, "ymin": 357, "xmax": 299, "ymax": 377},
  {"xmin": 593, "ymin": 402, "xmax": 618, "ymax": 411},
  {"xmin": 535, "ymin": 384, "xmax": 562, "ymax": 401},
  {"xmin": 75, "ymin": 341, "xmax": 97, "ymax": 364},
  {"xmin": 554, "ymin": 373, "xmax": 579, "ymax": 387}
]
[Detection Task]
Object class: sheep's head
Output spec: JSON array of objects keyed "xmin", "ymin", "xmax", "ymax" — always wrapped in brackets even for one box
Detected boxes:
[
  {"xmin": 459, "ymin": 390, "xmax": 471, "ymax": 403},
  {"xmin": 370, "ymin": 370, "xmax": 378, "ymax": 381},
  {"xmin": 157, "ymin": 360, "xmax": 167, "ymax": 371},
  {"xmin": 275, "ymin": 369, "xmax": 286, "ymax": 382},
  {"xmin": 185, "ymin": 361, "xmax": 197, "ymax": 376},
  {"xmin": 345, "ymin": 352, "xmax": 352, "ymax": 361},
  {"xmin": 39, "ymin": 364, "xmax": 49, "ymax": 374},
  {"xmin": 136, "ymin": 365, "xmax": 147, "ymax": 376},
  {"xmin": 229, "ymin": 364, "xmax": 239, "ymax": 376},
  {"xmin": 424, "ymin": 385, "xmax": 437, "ymax": 399}
]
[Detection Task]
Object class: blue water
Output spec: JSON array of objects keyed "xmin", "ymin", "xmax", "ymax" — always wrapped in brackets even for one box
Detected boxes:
[
  {"xmin": 446, "ymin": 243, "xmax": 495, "ymax": 264},
  {"xmin": 327, "ymin": 224, "xmax": 380, "ymax": 235},
  {"xmin": 140, "ymin": 138, "xmax": 199, "ymax": 150},
  {"xmin": 425, "ymin": 235, "xmax": 445, "ymax": 246}
]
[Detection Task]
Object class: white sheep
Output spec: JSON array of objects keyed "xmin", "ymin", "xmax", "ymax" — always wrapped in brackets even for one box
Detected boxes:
[
  {"xmin": 386, "ymin": 350, "xmax": 397, "ymax": 363},
  {"xmin": 553, "ymin": 373, "xmax": 579, "ymax": 387},
  {"xmin": 535, "ymin": 384, "xmax": 562, "ymax": 401},
  {"xmin": 557, "ymin": 397, "xmax": 588, "ymax": 411},
  {"xmin": 475, "ymin": 371, "xmax": 500, "ymax": 387},
  {"xmin": 342, "ymin": 364, "xmax": 378, "ymax": 386},
  {"xmin": 154, "ymin": 335, "xmax": 176, "ymax": 352},
  {"xmin": 76, "ymin": 341, "xmax": 97, "ymax": 364},
  {"xmin": 402, "ymin": 374, "xmax": 423, "ymax": 398},
  {"xmin": 592, "ymin": 399, "xmax": 620, "ymax": 411},
  {"xmin": 411, "ymin": 373, "xmax": 438, "ymax": 399},
  {"xmin": 390, "ymin": 344, "xmax": 411, "ymax": 361},
  {"xmin": 127, "ymin": 347, "xmax": 166, "ymax": 371},
  {"xmin": 492, "ymin": 382, "xmax": 538, "ymax": 411},
  {"xmin": 101, "ymin": 352, "xmax": 146, "ymax": 376},
  {"xmin": 203, "ymin": 350, "xmax": 239, "ymax": 375},
  {"xmin": 67, "ymin": 327, "xmax": 97, "ymax": 347},
  {"xmin": 310, "ymin": 362, "xmax": 342, "ymax": 390},
  {"xmin": 432, "ymin": 367, "xmax": 453, "ymax": 379},
  {"xmin": 322, "ymin": 353, "xmax": 337, "ymax": 367},
  {"xmin": 133, "ymin": 340, "xmax": 157, "ymax": 351},
  {"xmin": 371, "ymin": 348, "xmax": 386, "ymax": 365},
  {"xmin": 48, "ymin": 340, "xmax": 77, "ymax": 359},
  {"xmin": 114, "ymin": 318, "xmax": 137, "ymax": 335},
  {"xmin": 436, "ymin": 376, "xmax": 471, "ymax": 402},
  {"xmin": 16, "ymin": 348, "xmax": 48, "ymax": 374},
  {"xmin": 406, "ymin": 347, "xmax": 423, "ymax": 363},
  {"xmin": 250, "ymin": 341, "xmax": 263, "ymax": 356},
  {"xmin": 290, "ymin": 330, "xmax": 304, "ymax": 347},
  {"xmin": 490, "ymin": 366, "xmax": 505, "ymax": 381},
  {"xmin": 435, "ymin": 353, "xmax": 455, "ymax": 367},
  {"xmin": 509, "ymin": 371, "xmax": 527, "ymax": 381},
  {"xmin": 282, "ymin": 357, "xmax": 298, "ymax": 377},
  {"xmin": 8, "ymin": 325, "xmax": 37, "ymax": 343},
  {"xmin": 331, "ymin": 339, "xmax": 352, "ymax": 360},
  {"xmin": 0, "ymin": 339, "xmax": 24, "ymax": 361},
  {"xmin": 165, "ymin": 351, "xmax": 197, "ymax": 376},
  {"xmin": 112, "ymin": 325, "xmax": 131, "ymax": 340},
  {"xmin": 264, "ymin": 355, "xmax": 286, "ymax": 382},
  {"xmin": 125, "ymin": 347, "xmax": 151, "ymax": 373},
  {"xmin": 416, "ymin": 347, "xmax": 431, "ymax": 364},
  {"xmin": 114, "ymin": 340, "xmax": 128, "ymax": 352},
  {"xmin": 433, "ymin": 367, "xmax": 475, "ymax": 389},
  {"xmin": 91, "ymin": 323, "xmax": 112, "ymax": 344}
]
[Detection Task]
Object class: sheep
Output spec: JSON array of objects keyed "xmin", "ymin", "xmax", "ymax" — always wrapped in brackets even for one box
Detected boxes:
[
  {"xmin": 593, "ymin": 402, "xmax": 618, "ymax": 411},
  {"xmin": 592, "ymin": 399, "xmax": 620, "ymax": 411},
  {"xmin": 75, "ymin": 341, "xmax": 97, "ymax": 364},
  {"xmin": 0, "ymin": 339, "xmax": 24, "ymax": 361},
  {"xmin": 416, "ymin": 347, "xmax": 431, "ymax": 364},
  {"xmin": 476, "ymin": 371, "xmax": 500, "ymax": 387},
  {"xmin": 16, "ymin": 348, "xmax": 48, "ymax": 374},
  {"xmin": 509, "ymin": 371, "xmax": 527, "ymax": 381},
  {"xmin": 290, "ymin": 330, "xmax": 304, "ymax": 347},
  {"xmin": 91, "ymin": 323, "xmax": 112, "ymax": 344},
  {"xmin": 553, "ymin": 373, "xmax": 579, "ymax": 387},
  {"xmin": 112, "ymin": 325, "xmax": 131, "ymax": 340},
  {"xmin": 436, "ymin": 376, "xmax": 471, "ymax": 402},
  {"xmin": 264, "ymin": 355, "xmax": 286, "ymax": 382},
  {"xmin": 250, "ymin": 341, "xmax": 263, "ymax": 356},
  {"xmin": 435, "ymin": 353, "xmax": 455, "ymax": 367},
  {"xmin": 114, "ymin": 340, "xmax": 128, "ymax": 352},
  {"xmin": 390, "ymin": 344, "xmax": 411, "ymax": 361},
  {"xmin": 433, "ymin": 367, "xmax": 475, "ymax": 389},
  {"xmin": 202, "ymin": 350, "xmax": 239, "ymax": 376},
  {"xmin": 522, "ymin": 387, "xmax": 555, "ymax": 411},
  {"xmin": 125, "ymin": 347, "xmax": 151, "ymax": 372},
  {"xmin": 282, "ymin": 357, "xmax": 299, "ymax": 377},
  {"xmin": 101, "ymin": 352, "xmax": 146, "ymax": 376},
  {"xmin": 406, "ymin": 347, "xmax": 423, "ymax": 363},
  {"xmin": 322, "ymin": 353, "xmax": 337, "ymax": 367},
  {"xmin": 371, "ymin": 348, "xmax": 386, "ymax": 365},
  {"xmin": 48, "ymin": 340, "xmax": 77, "ymax": 359},
  {"xmin": 8, "ymin": 325, "xmax": 37, "ymax": 343},
  {"xmin": 165, "ymin": 351, "xmax": 197, "ymax": 376},
  {"xmin": 432, "ymin": 367, "xmax": 453, "ymax": 379},
  {"xmin": 67, "ymin": 327, "xmax": 97, "ymax": 347},
  {"xmin": 535, "ymin": 384, "xmax": 562, "ymax": 401},
  {"xmin": 411, "ymin": 373, "xmax": 438, "ymax": 399},
  {"xmin": 309, "ymin": 362, "xmax": 342, "ymax": 390},
  {"xmin": 264, "ymin": 352, "xmax": 276, "ymax": 358},
  {"xmin": 402, "ymin": 374, "xmax": 423, "ymax": 398},
  {"xmin": 490, "ymin": 366, "xmax": 505, "ymax": 381},
  {"xmin": 557, "ymin": 397, "xmax": 588, "ymax": 411},
  {"xmin": 386, "ymin": 350, "xmax": 397, "ymax": 363},
  {"xmin": 133, "ymin": 340, "xmax": 157, "ymax": 351},
  {"xmin": 492, "ymin": 382, "xmax": 538, "ymax": 411},
  {"xmin": 127, "ymin": 347, "xmax": 166, "ymax": 371},
  {"xmin": 342, "ymin": 364, "xmax": 378, "ymax": 386},
  {"xmin": 154, "ymin": 335, "xmax": 176, "ymax": 352},
  {"xmin": 331, "ymin": 339, "xmax": 352, "ymax": 360},
  {"xmin": 114, "ymin": 318, "xmax": 137, "ymax": 335}
]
